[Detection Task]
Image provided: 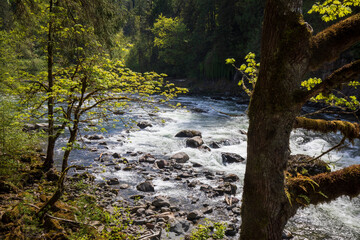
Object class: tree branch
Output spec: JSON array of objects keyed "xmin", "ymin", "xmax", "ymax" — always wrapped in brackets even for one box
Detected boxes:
[
  {"xmin": 287, "ymin": 164, "xmax": 360, "ymax": 206},
  {"xmin": 309, "ymin": 13, "xmax": 360, "ymax": 71},
  {"xmin": 299, "ymin": 60, "xmax": 360, "ymax": 102},
  {"xmin": 294, "ymin": 117, "xmax": 360, "ymax": 141}
]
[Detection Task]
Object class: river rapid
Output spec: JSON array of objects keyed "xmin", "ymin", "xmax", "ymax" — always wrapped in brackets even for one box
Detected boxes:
[{"xmin": 56, "ymin": 95, "xmax": 360, "ymax": 239}]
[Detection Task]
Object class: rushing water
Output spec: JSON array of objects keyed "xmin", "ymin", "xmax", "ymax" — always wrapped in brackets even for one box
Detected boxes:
[{"xmin": 56, "ymin": 95, "xmax": 360, "ymax": 239}]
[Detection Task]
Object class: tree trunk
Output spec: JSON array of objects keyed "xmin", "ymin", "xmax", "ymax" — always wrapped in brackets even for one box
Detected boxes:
[
  {"xmin": 240, "ymin": 0, "xmax": 312, "ymax": 239},
  {"xmin": 61, "ymin": 126, "xmax": 78, "ymax": 172},
  {"xmin": 44, "ymin": 0, "xmax": 55, "ymax": 171}
]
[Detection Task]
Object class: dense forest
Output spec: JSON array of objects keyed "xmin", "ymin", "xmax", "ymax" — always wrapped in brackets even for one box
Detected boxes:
[{"xmin": 1, "ymin": 0, "xmax": 360, "ymax": 239}]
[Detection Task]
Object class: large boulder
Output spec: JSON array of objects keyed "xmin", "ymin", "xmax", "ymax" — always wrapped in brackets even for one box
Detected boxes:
[
  {"xmin": 186, "ymin": 136, "xmax": 204, "ymax": 148},
  {"xmin": 170, "ymin": 152, "xmax": 190, "ymax": 163},
  {"xmin": 136, "ymin": 181, "xmax": 155, "ymax": 192},
  {"xmin": 221, "ymin": 152, "xmax": 245, "ymax": 164},
  {"xmin": 287, "ymin": 154, "xmax": 331, "ymax": 176},
  {"xmin": 175, "ymin": 130, "xmax": 202, "ymax": 138}
]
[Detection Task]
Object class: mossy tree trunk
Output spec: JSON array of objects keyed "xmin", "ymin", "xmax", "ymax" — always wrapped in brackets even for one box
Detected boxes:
[{"xmin": 240, "ymin": 0, "xmax": 360, "ymax": 239}]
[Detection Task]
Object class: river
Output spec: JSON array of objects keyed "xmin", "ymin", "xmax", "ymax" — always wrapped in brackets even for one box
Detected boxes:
[{"xmin": 55, "ymin": 95, "xmax": 360, "ymax": 239}]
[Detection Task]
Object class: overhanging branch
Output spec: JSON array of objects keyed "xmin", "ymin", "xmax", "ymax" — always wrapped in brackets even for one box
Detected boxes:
[
  {"xmin": 309, "ymin": 13, "xmax": 360, "ymax": 71},
  {"xmin": 294, "ymin": 117, "xmax": 360, "ymax": 141},
  {"xmin": 287, "ymin": 164, "xmax": 360, "ymax": 206},
  {"xmin": 299, "ymin": 60, "xmax": 360, "ymax": 102}
]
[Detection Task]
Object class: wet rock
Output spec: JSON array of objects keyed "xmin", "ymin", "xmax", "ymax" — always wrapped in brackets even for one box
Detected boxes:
[
  {"xmin": 139, "ymin": 153, "xmax": 156, "ymax": 163},
  {"xmin": 99, "ymin": 142, "xmax": 107, "ymax": 146},
  {"xmin": 155, "ymin": 159, "xmax": 168, "ymax": 169},
  {"xmin": 223, "ymin": 173, "xmax": 240, "ymax": 182},
  {"xmin": 119, "ymin": 184, "xmax": 129, "ymax": 189},
  {"xmin": 186, "ymin": 136, "xmax": 204, "ymax": 148},
  {"xmin": 175, "ymin": 130, "xmax": 202, "ymax": 138},
  {"xmin": 187, "ymin": 180, "xmax": 199, "ymax": 188},
  {"xmin": 198, "ymin": 145, "xmax": 211, "ymax": 152},
  {"xmin": 145, "ymin": 209, "xmax": 155, "ymax": 216},
  {"xmin": 152, "ymin": 196, "xmax": 171, "ymax": 208},
  {"xmin": 202, "ymin": 206, "xmax": 214, "ymax": 214},
  {"xmin": 239, "ymin": 129, "xmax": 247, "ymax": 135},
  {"xmin": 282, "ymin": 229, "xmax": 293, "ymax": 239},
  {"xmin": 192, "ymin": 162, "xmax": 202, "ymax": 168},
  {"xmin": 221, "ymin": 152, "xmax": 245, "ymax": 164},
  {"xmin": 170, "ymin": 152, "xmax": 189, "ymax": 163},
  {"xmin": 136, "ymin": 181, "xmax": 155, "ymax": 192},
  {"xmin": 87, "ymin": 135, "xmax": 104, "ymax": 140},
  {"xmin": 178, "ymin": 172, "xmax": 193, "ymax": 178},
  {"xmin": 225, "ymin": 223, "xmax": 238, "ymax": 236},
  {"xmin": 107, "ymin": 178, "xmax": 119, "ymax": 185},
  {"xmin": 209, "ymin": 141, "xmax": 221, "ymax": 149},
  {"xmin": 169, "ymin": 219, "xmax": 192, "ymax": 236},
  {"xmin": 130, "ymin": 194, "xmax": 145, "ymax": 200},
  {"xmin": 112, "ymin": 153, "xmax": 121, "ymax": 158},
  {"xmin": 137, "ymin": 121, "xmax": 152, "ymax": 129},
  {"xmin": 200, "ymin": 184, "xmax": 214, "ymax": 194},
  {"xmin": 113, "ymin": 110, "xmax": 125, "ymax": 115},
  {"xmin": 231, "ymin": 207, "xmax": 241, "ymax": 215},
  {"xmin": 187, "ymin": 210, "xmax": 203, "ymax": 221},
  {"xmin": 287, "ymin": 154, "xmax": 330, "ymax": 176}
]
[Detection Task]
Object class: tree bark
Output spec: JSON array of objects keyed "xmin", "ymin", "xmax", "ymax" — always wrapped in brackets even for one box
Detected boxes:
[
  {"xmin": 44, "ymin": 0, "xmax": 55, "ymax": 171},
  {"xmin": 240, "ymin": 1, "xmax": 360, "ymax": 239},
  {"xmin": 240, "ymin": 1, "xmax": 311, "ymax": 239}
]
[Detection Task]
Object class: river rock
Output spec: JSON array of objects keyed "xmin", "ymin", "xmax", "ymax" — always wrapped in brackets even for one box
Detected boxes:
[
  {"xmin": 155, "ymin": 159, "xmax": 168, "ymax": 169},
  {"xmin": 186, "ymin": 136, "xmax": 204, "ymax": 148},
  {"xmin": 187, "ymin": 210, "xmax": 203, "ymax": 221},
  {"xmin": 287, "ymin": 154, "xmax": 330, "ymax": 176},
  {"xmin": 107, "ymin": 178, "xmax": 119, "ymax": 185},
  {"xmin": 87, "ymin": 135, "xmax": 104, "ymax": 140},
  {"xmin": 139, "ymin": 153, "xmax": 156, "ymax": 163},
  {"xmin": 225, "ymin": 223, "xmax": 238, "ymax": 236},
  {"xmin": 112, "ymin": 153, "xmax": 121, "ymax": 158},
  {"xmin": 175, "ymin": 130, "xmax": 202, "ymax": 138},
  {"xmin": 221, "ymin": 152, "xmax": 245, "ymax": 164},
  {"xmin": 198, "ymin": 145, "xmax": 211, "ymax": 152},
  {"xmin": 209, "ymin": 141, "xmax": 221, "ymax": 149},
  {"xmin": 170, "ymin": 152, "xmax": 189, "ymax": 163},
  {"xmin": 137, "ymin": 121, "xmax": 152, "ymax": 129},
  {"xmin": 119, "ymin": 184, "xmax": 129, "ymax": 189},
  {"xmin": 136, "ymin": 181, "xmax": 155, "ymax": 192},
  {"xmin": 152, "ymin": 196, "xmax": 170, "ymax": 208},
  {"xmin": 223, "ymin": 173, "xmax": 240, "ymax": 182}
]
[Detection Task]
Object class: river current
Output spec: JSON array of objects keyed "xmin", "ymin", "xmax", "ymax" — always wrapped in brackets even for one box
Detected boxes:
[{"xmin": 56, "ymin": 95, "xmax": 360, "ymax": 239}]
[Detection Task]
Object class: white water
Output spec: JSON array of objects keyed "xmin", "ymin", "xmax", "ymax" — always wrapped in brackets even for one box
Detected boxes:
[{"xmin": 61, "ymin": 95, "xmax": 360, "ymax": 239}]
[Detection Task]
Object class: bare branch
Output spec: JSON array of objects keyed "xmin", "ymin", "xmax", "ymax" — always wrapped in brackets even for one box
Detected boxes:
[{"xmin": 309, "ymin": 13, "xmax": 360, "ymax": 70}]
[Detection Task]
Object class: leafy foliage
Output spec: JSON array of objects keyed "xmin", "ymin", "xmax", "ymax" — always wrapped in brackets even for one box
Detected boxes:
[
  {"xmin": 226, "ymin": 52, "xmax": 259, "ymax": 97},
  {"xmin": 190, "ymin": 219, "xmax": 227, "ymax": 240},
  {"xmin": 308, "ymin": 0, "xmax": 360, "ymax": 22}
]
